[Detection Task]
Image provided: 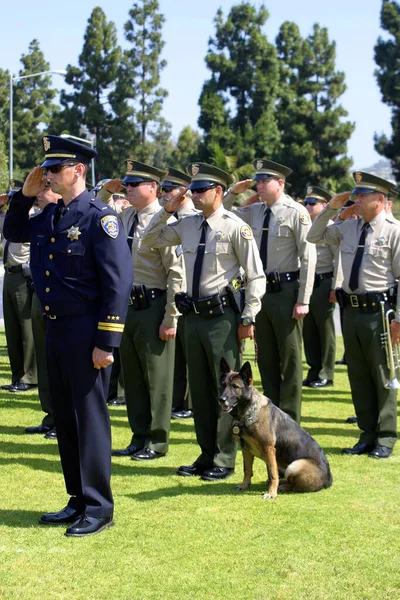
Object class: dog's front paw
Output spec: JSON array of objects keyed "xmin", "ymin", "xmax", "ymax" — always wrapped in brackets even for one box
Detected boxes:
[
  {"xmin": 235, "ymin": 482, "xmax": 251, "ymax": 491},
  {"xmin": 262, "ymin": 492, "xmax": 277, "ymax": 500}
]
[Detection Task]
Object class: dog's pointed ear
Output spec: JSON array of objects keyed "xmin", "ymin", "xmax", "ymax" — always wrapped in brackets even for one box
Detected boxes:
[
  {"xmin": 239, "ymin": 361, "xmax": 253, "ymax": 385},
  {"xmin": 220, "ymin": 357, "xmax": 231, "ymax": 384}
]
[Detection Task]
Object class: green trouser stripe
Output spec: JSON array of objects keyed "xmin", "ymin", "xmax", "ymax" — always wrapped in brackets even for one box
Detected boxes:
[
  {"xmin": 303, "ymin": 277, "xmax": 336, "ymax": 381},
  {"xmin": 255, "ymin": 281, "xmax": 302, "ymax": 423},
  {"xmin": 3, "ymin": 271, "xmax": 36, "ymax": 384},
  {"xmin": 184, "ymin": 307, "xmax": 239, "ymax": 468},
  {"xmin": 343, "ymin": 306, "xmax": 397, "ymax": 448},
  {"xmin": 31, "ymin": 292, "xmax": 54, "ymax": 427},
  {"xmin": 120, "ymin": 295, "xmax": 175, "ymax": 454}
]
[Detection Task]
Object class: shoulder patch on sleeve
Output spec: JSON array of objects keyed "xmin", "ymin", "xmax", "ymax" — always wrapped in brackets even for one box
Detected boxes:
[
  {"xmin": 240, "ymin": 224, "xmax": 253, "ymax": 240},
  {"xmin": 100, "ymin": 215, "xmax": 119, "ymax": 239},
  {"xmin": 299, "ymin": 213, "xmax": 311, "ymax": 225},
  {"xmin": 241, "ymin": 206, "xmax": 251, "ymax": 211}
]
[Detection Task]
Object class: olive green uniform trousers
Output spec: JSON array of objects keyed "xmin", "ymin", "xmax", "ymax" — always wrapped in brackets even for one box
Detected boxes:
[
  {"xmin": 31, "ymin": 292, "xmax": 54, "ymax": 427},
  {"xmin": 184, "ymin": 306, "xmax": 239, "ymax": 468},
  {"xmin": 303, "ymin": 277, "xmax": 336, "ymax": 382},
  {"xmin": 120, "ymin": 295, "xmax": 175, "ymax": 454},
  {"xmin": 172, "ymin": 316, "xmax": 191, "ymax": 410},
  {"xmin": 255, "ymin": 281, "xmax": 302, "ymax": 423},
  {"xmin": 343, "ymin": 305, "xmax": 397, "ymax": 449},
  {"xmin": 3, "ymin": 271, "xmax": 36, "ymax": 385}
]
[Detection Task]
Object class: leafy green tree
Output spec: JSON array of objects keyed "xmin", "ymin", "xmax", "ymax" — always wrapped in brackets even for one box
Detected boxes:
[
  {"xmin": 198, "ymin": 3, "xmax": 280, "ymax": 164},
  {"xmin": 124, "ymin": 0, "xmax": 170, "ymax": 162},
  {"xmin": 55, "ymin": 7, "xmax": 121, "ymax": 177},
  {"xmin": 0, "ymin": 132, "xmax": 9, "ymax": 191},
  {"xmin": 11, "ymin": 40, "xmax": 59, "ymax": 176},
  {"xmin": 275, "ymin": 22, "xmax": 354, "ymax": 195},
  {"xmin": 168, "ymin": 126, "xmax": 202, "ymax": 169},
  {"xmin": 374, "ymin": 0, "xmax": 400, "ymax": 183}
]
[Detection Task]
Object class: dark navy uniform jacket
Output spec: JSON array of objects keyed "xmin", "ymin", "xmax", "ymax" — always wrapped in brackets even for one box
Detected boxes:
[{"xmin": 4, "ymin": 189, "xmax": 133, "ymax": 348}]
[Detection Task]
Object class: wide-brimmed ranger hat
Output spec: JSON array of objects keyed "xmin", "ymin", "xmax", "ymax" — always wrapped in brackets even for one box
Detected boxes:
[{"xmin": 40, "ymin": 135, "xmax": 98, "ymax": 168}]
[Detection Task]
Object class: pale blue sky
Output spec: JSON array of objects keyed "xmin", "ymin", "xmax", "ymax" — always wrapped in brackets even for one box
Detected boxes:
[{"xmin": 3, "ymin": 0, "xmax": 391, "ymax": 169}]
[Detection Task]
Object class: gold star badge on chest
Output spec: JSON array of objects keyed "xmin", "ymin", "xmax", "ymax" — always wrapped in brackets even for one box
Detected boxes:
[{"xmin": 67, "ymin": 226, "xmax": 82, "ymax": 241}]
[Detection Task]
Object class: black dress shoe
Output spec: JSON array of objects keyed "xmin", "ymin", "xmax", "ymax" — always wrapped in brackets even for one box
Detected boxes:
[
  {"xmin": 65, "ymin": 515, "xmax": 114, "ymax": 537},
  {"xmin": 308, "ymin": 378, "xmax": 333, "ymax": 388},
  {"xmin": 201, "ymin": 467, "xmax": 234, "ymax": 481},
  {"xmin": 9, "ymin": 382, "xmax": 37, "ymax": 392},
  {"xmin": 131, "ymin": 448, "xmax": 165, "ymax": 461},
  {"xmin": 112, "ymin": 444, "xmax": 141, "ymax": 457},
  {"xmin": 25, "ymin": 424, "xmax": 52, "ymax": 434},
  {"xmin": 368, "ymin": 445, "xmax": 393, "ymax": 459},
  {"xmin": 342, "ymin": 442, "xmax": 375, "ymax": 455},
  {"xmin": 107, "ymin": 396, "xmax": 126, "ymax": 406},
  {"xmin": 1, "ymin": 382, "xmax": 16, "ymax": 391},
  {"xmin": 176, "ymin": 463, "xmax": 210, "ymax": 477},
  {"xmin": 171, "ymin": 408, "xmax": 193, "ymax": 419},
  {"xmin": 346, "ymin": 416, "xmax": 358, "ymax": 424},
  {"xmin": 335, "ymin": 357, "xmax": 347, "ymax": 365},
  {"xmin": 302, "ymin": 378, "xmax": 315, "ymax": 387},
  {"xmin": 39, "ymin": 505, "xmax": 83, "ymax": 526},
  {"xmin": 44, "ymin": 428, "xmax": 57, "ymax": 439}
]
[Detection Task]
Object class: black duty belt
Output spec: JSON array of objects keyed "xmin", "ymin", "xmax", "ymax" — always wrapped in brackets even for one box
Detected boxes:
[
  {"xmin": 129, "ymin": 285, "xmax": 166, "ymax": 311},
  {"xmin": 314, "ymin": 271, "xmax": 333, "ymax": 287},
  {"xmin": 266, "ymin": 270, "xmax": 299, "ymax": 294},
  {"xmin": 336, "ymin": 287, "xmax": 397, "ymax": 313},
  {"xmin": 4, "ymin": 265, "xmax": 23, "ymax": 274},
  {"xmin": 175, "ymin": 292, "xmax": 232, "ymax": 318}
]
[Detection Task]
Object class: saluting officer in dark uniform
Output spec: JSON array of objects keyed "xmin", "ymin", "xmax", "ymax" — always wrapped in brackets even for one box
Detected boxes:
[{"xmin": 4, "ymin": 136, "xmax": 133, "ymax": 537}]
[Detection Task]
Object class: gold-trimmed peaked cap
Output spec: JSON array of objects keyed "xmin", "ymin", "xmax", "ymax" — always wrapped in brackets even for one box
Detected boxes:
[
  {"xmin": 123, "ymin": 160, "xmax": 165, "ymax": 184},
  {"xmin": 161, "ymin": 166, "xmax": 191, "ymax": 188},
  {"xmin": 41, "ymin": 135, "xmax": 98, "ymax": 168},
  {"xmin": 352, "ymin": 171, "xmax": 398, "ymax": 197},
  {"xmin": 304, "ymin": 185, "xmax": 332, "ymax": 204},
  {"xmin": 252, "ymin": 158, "xmax": 292, "ymax": 181},
  {"xmin": 187, "ymin": 162, "xmax": 233, "ymax": 190}
]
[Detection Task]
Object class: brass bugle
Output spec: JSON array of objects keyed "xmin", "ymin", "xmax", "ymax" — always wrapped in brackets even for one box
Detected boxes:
[{"xmin": 380, "ymin": 300, "xmax": 400, "ymax": 389}]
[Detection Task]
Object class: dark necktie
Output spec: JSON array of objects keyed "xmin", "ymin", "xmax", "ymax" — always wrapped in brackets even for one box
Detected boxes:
[
  {"xmin": 173, "ymin": 211, "xmax": 179, "ymax": 219},
  {"xmin": 54, "ymin": 203, "xmax": 68, "ymax": 225},
  {"xmin": 259, "ymin": 206, "xmax": 271, "ymax": 271},
  {"xmin": 348, "ymin": 222, "xmax": 369, "ymax": 291},
  {"xmin": 3, "ymin": 240, "xmax": 9, "ymax": 265},
  {"xmin": 127, "ymin": 213, "xmax": 138, "ymax": 251},
  {"xmin": 192, "ymin": 221, "xmax": 208, "ymax": 299}
]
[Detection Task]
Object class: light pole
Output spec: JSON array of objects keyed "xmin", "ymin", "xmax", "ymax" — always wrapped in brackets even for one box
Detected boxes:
[
  {"xmin": 60, "ymin": 134, "xmax": 96, "ymax": 188},
  {"xmin": 9, "ymin": 69, "xmax": 67, "ymax": 182}
]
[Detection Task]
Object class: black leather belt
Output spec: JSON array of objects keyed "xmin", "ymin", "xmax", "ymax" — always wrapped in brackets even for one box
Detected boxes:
[
  {"xmin": 336, "ymin": 287, "xmax": 397, "ymax": 313},
  {"xmin": 175, "ymin": 292, "xmax": 232, "ymax": 317},
  {"xmin": 129, "ymin": 286, "xmax": 166, "ymax": 310},
  {"xmin": 5, "ymin": 265, "xmax": 23, "ymax": 274},
  {"xmin": 278, "ymin": 271, "xmax": 299, "ymax": 283},
  {"xmin": 315, "ymin": 271, "xmax": 333, "ymax": 282},
  {"xmin": 266, "ymin": 270, "xmax": 299, "ymax": 293}
]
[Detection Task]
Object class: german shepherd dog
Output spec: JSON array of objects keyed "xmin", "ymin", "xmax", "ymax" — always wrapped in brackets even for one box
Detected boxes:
[{"xmin": 220, "ymin": 358, "xmax": 332, "ymax": 499}]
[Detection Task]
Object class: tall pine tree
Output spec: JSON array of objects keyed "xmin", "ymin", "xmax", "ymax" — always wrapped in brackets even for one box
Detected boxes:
[
  {"xmin": 55, "ymin": 7, "xmax": 121, "ymax": 178},
  {"xmin": 275, "ymin": 22, "xmax": 354, "ymax": 195},
  {"xmin": 124, "ymin": 0, "xmax": 170, "ymax": 162},
  {"xmin": 374, "ymin": 0, "xmax": 400, "ymax": 183},
  {"xmin": 198, "ymin": 3, "xmax": 280, "ymax": 164}
]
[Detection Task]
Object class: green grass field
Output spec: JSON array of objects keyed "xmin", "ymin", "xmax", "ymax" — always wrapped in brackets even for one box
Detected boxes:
[{"xmin": 0, "ymin": 332, "xmax": 399, "ymax": 600}]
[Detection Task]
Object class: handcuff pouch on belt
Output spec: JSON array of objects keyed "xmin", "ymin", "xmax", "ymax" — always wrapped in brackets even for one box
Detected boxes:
[
  {"xmin": 266, "ymin": 270, "xmax": 282, "ymax": 293},
  {"xmin": 225, "ymin": 276, "xmax": 245, "ymax": 314},
  {"xmin": 129, "ymin": 284, "xmax": 150, "ymax": 310}
]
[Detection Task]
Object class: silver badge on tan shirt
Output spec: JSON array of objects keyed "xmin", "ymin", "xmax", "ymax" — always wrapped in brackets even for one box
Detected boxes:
[
  {"xmin": 215, "ymin": 231, "xmax": 223, "ymax": 241},
  {"xmin": 378, "ymin": 236, "xmax": 386, "ymax": 245},
  {"xmin": 276, "ymin": 217, "xmax": 284, "ymax": 225}
]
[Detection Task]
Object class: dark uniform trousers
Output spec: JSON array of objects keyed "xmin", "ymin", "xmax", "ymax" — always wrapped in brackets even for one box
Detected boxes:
[
  {"xmin": 31, "ymin": 291, "xmax": 54, "ymax": 428},
  {"xmin": 120, "ymin": 294, "xmax": 175, "ymax": 454},
  {"xmin": 3, "ymin": 270, "xmax": 36, "ymax": 384},
  {"xmin": 46, "ymin": 315, "xmax": 113, "ymax": 518},
  {"xmin": 184, "ymin": 306, "xmax": 239, "ymax": 468},
  {"xmin": 303, "ymin": 277, "xmax": 336, "ymax": 382},
  {"xmin": 172, "ymin": 316, "xmax": 191, "ymax": 410},
  {"xmin": 108, "ymin": 348, "xmax": 124, "ymax": 401},
  {"xmin": 255, "ymin": 281, "xmax": 302, "ymax": 423},
  {"xmin": 343, "ymin": 306, "xmax": 397, "ymax": 449}
]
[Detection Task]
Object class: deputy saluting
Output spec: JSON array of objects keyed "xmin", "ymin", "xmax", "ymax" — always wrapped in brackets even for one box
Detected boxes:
[{"xmin": 4, "ymin": 135, "xmax": 133, "ymax": 536}]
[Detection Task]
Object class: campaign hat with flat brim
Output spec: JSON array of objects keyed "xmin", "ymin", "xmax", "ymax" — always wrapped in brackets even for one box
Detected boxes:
[
  {"xmin": 123, "ymin": 160, "xmax": 165, "ymax": 185},
  {"xmin": 252, "ymin": 158, "xmax": 292, "ymax": 181},
  {"xmin": 40, "ymin": 135, "xmax": 97, "ymax": 167},
  {"xmin": 187, "ymin": 163, "xmax": 233, "ymax": 190},
  {"xmin": 351, "ymin": 171, "xmax": 398, "ymax": 196}
]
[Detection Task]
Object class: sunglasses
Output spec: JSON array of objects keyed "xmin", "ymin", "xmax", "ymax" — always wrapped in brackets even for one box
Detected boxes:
[
  {"xmin": 45, "ymin": 162, "xmax": 77, "ymax": 174},
  {"xmin": 304, "ymin": 201, "xmax": 317, "ymax": 206},
  {"xmin": 191, "ymin": 184, "xmax": 218, "ymax": 194},
  {"xmin": 126, "ymin": 181, "xmax": 152, "ymax": 188},
  {"xmin": 160, "ymin": 184, "xmax": 180, "ymax": 193}
]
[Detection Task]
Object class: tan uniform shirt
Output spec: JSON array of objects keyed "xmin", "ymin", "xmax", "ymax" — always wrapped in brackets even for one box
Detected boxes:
[
  {"xmin": 120, "ymin": 200, "xmax": 184, "ymax": 328},
  {"xmin": 224, "ymin": 192, "xmax": 316, "ymax": 304},
  {"xmin": 141, "ymin": 204, "xmax": 266, "ymax": 322},
  {"xmin": 0, "ymin": 212, "xmax": 31, "ymax": 266},
  {"xmin": 307, "ymin": 206, "xmax": 400, "ymax": 319}
]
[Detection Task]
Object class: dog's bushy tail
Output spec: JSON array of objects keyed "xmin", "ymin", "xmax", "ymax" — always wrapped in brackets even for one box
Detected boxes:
[{"xmin": 285, "ymin": 458, "xmax": 332, "ymax": 492}]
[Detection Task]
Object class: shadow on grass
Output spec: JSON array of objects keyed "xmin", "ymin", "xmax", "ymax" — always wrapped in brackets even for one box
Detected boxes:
[
  {"xmin": 0, "ymin": 509, "xmax": 44, "ymax": 528},
  {"xmin": 0, "ymin": 440, "xmax": 60, "ymax": 455}
]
